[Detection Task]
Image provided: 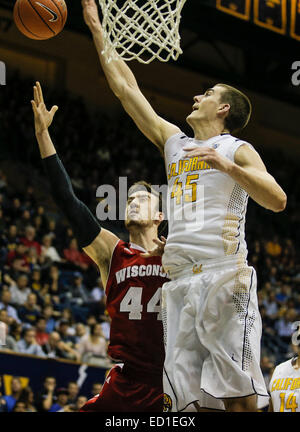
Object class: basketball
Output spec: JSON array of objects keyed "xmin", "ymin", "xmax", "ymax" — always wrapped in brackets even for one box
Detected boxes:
[{"xmin": 13, "ymin": 0, "xmax": 67, "ymax": 40}]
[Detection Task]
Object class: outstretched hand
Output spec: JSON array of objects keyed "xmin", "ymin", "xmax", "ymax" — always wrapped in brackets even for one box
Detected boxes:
[
  {"xmin": 140, "ymin": 236, "xmax": 167, "ymax": 258},
  {"xmin": 31, "ymin": 81, "xmax": 58, "ymax": 135}
]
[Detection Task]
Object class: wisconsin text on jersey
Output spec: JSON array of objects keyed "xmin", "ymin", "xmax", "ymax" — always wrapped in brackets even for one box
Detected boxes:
[
  {"xmin": 168, "ymin": 157, "xmax": 212, "ymax": 180},
  {"xmin": 115, "ymin": 264, "xmax": 167, "ymax": 284}
]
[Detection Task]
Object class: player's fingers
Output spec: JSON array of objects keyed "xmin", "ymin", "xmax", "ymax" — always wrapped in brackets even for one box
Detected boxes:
[
  {"xmin": 153, "ymin": 239, "xmax": 164, "ymax": 247},
  {"xmin": 183, "ymin": 146, "xmax": 198, "ymax": 150},
  {"xmin": 140, "ymin": 252, "xmax": 151, "ymax": 258},
  {"xmin": 33, "ymin": 86, "xmax": 38, "ymax": 104},
  {"xmin": 31, "ymin": 100, "xmax": 38, "ymax": 115},
  {"xmin": 183, "ymin": 151, "xmax": 199, "ymax": 158},
  {"xmin": 161, "ymin": 236, "xmax": 167, "ymax": 243},
  {"xmin": 50, "ymin": 105, "xmax": 59, "ymax": 116},
  {"xmin": 36, "ymin": 81, "xmax": 44, "ymax": 105}
]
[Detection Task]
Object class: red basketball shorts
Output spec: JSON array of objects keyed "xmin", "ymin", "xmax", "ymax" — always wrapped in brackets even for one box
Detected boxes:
[{"xmin": 80, "ymin": 364, "xmax": 163, "ymax": 412}]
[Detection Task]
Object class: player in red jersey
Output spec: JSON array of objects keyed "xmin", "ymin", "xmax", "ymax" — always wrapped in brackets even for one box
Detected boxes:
[{"xmin": 31, "ymin": 82, "xmax": 169, "ymax": 412}]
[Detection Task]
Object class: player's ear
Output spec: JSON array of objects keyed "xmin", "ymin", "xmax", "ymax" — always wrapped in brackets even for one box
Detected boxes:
[{"xmin": 218, "ymin": 103, "xmax": 230, "ymax": 115}]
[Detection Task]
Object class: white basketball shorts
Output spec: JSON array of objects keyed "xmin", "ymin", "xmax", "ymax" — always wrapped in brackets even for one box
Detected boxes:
[{"xmin": 161, "ymin": 256, "xmax": 269, "ymax": 411}]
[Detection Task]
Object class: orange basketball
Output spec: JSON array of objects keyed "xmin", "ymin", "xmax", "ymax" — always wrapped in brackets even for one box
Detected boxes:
[{"xmin": 13, "ymin": 0, "xmax": 67, "ymax": 40}]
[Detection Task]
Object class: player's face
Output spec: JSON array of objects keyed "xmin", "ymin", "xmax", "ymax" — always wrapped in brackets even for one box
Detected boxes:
[
  {"xmin": 125, "ymin": 191, "xmax": 160, "ymax": 228},
  {"xmin": 186, "ymin": 85, "xmax": 225, "ymax": 126}
]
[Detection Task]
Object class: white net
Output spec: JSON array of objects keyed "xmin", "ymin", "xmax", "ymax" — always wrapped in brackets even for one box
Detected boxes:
[{"xmin": 98, "ymin": 0, "xmax": 187, "ymax": 64}]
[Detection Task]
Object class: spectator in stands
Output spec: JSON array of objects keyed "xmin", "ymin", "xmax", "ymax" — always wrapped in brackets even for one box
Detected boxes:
[
  {"xmin": 75, "ymin": 395, "xmax": 88, "ymax": 411},
  {"xmin": 17, "ymin": 328, "xmax": 45, "ymax": 357},
  {"xmin": 90, "ymin": 382, "xmax": 103, "ymax": 398},
  {"xmin": 260, "ymin": 355, "xmax": 275, "ymax": 389},
  {"xmin": 3, "ymin": 377, "xmax": 23, "ymax": 412},
  {"xmin": 262, "ymin": 291, "xmax": 279, "ymax": 321},
  {"xmin": 18, "ymin": 385, "xmax": 37, "ymax": 412},
  {"xmin": 6, "ymin": 241, "xmax": 30, "ymax": 274},
  {"xmin": 33, "ymin": 215, "xmax": 43, "ymax": 239},
  {"xmin": 49, "ymin": 388, "xmax": 69, "ymax": 412},
  {"xmin": 35, "ymin": 376, "xmax": 57, "ymax": 412},
  {"xmin": 18, "ymin": 293, "xmax": 41, "ymax": 327},
  {"xmin": 77, "ymin": 323, "xmax": 109, "ymax": 367},
  {"xmin": 0, "ymin": 309, "xmax": 12, "ymax": 328},
  {"xmin": 61, "ymin": 227, "xmax": 75, "ymax": 252},
  {"xmin": 6, "ymin": 274, "xmax": 31, "ymax": 306},
  {"xmin": 30, "ymin": 266, "xmax": 44, "ymax": 295},
  {"xmin": 0, "ymin": 207, "xmax": 5, "ymax": 232},
  {"xmin": 24, "ymin": 186, "xmax": 36, "ymax": 209},
  {"xmin": 0, "ymin": 377, "xmax": 8, "ymax": 412},
  {"xmin": 16, "ymin": 210, "xmax": 32, "ymax": 233},
  {"xmin": 99, "ymin": 312, "xmax": 111, "ymax": 341},
  {"xmin": 74, "ymin": 323, "xmax": 87, "ymax": 346},
  {"xmin": 56, "ymin": 307, "xmax": 75, "ymax": 328},
  {"xmin": 265, "ymin": 236, "xmax": 282, "ymax": 257},
  {"xmin": 67, "ymin": 381, "xmax": 79, "ymax": 405},
  {"xmin": 45, "ymin": 265, "xmax": 62, "ymax": 303},
  {"xmin": 275, "ymin": 308, "xmax": 299, "ymax": 346},
  {"xmin": 43, "ymin": 305, "xmax": 58, "ymax": 333},
  {"xmin": 0, "ymin": 289, "xmax": 21, "ymax": 323},
  {"xmin": 57, "ymin": 319, "xmax": 76, "ymax": 346},
  {"xmin": 12, "ymin": 401, "xmax": 27, "ymax": 412},
  {"xmin": 275, "ymin": 284, "xmax": 292, "ymax": 306},
  {"xmin": 69, "ymin": 272, "xmax": 91, "ymax": 306},
  {"xmin": 20, "ymin": 226, "xmax": 41, "ymax": 256},
  {"xmin": 41, "ymin": 234, "xmax": 62, "ymax": 264},
  {"xmin": 35, "ymin": 317, "xmax": 49, "ymax": 346},
  {"xmin": 5, "ymin": 224, "xmax": 19, "ymax": 251},
  {"xmin": 46, "ymin": 219, "xmax": 59, "ymax": 244},
  {"xmin": 36, "ymin": 206, "xmax": 48, "ymax": 232},
  {"xmin": 63, "ymin": 238, "xmax": 89, "ymax": 271},
  {"xmin": 8, "ymin": 198, "xmax": 22, "ymax": 222},
  {"xmin": 28, "ymin": 246, "xmax": 46, "ymax": 270},
  {"xmin": 87, "ymin": 277, "xmax": 106, "ymax": 318},
  {"xmin": 42, "ymin": 331, "xmax": 80, "ymax": 362},
  {"xmin": 4, "ymin": 321, "xmax": 22, "ymax": 352}
]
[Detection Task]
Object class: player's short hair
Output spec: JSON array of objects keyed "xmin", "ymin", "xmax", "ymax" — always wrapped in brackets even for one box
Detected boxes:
[
  {"xmin": 217, "ymin": 84, "xmax": 252, "ymax": 133},
  {"xmin": 128, "ymin": 181, "xmax": 162, "ymax": 212}
]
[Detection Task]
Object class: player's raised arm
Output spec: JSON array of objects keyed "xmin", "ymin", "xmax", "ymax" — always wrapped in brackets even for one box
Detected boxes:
[
  {"xmin": 82, "ymin": 0, "xmax": 180, "ymax": 152},
  {"xmin": 31, "ymin": 81, "xmax": 119, "ymax": 285}
]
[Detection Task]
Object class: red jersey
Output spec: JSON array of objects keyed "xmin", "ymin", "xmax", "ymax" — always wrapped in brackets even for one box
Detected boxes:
[{"xmin": 105, "ymin": 240, "xmax": 169, "ymax": 376}]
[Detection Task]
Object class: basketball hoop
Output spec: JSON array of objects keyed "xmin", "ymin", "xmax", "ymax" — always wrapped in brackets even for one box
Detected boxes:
[{"xmin": 98, "ymin": 0, "xmax": 187, "ymax": 64}]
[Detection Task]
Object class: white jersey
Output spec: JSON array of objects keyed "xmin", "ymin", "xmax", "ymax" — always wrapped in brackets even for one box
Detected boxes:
[
  {"xmin": 269, "ymin": 358, "xmax": 300, "ymax": 412},
  {"xmin": 162, "ymin": 132, "xmax": 253, "ymax": 272}
]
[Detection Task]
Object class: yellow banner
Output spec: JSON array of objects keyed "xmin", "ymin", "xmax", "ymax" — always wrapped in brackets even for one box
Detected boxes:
[
  {"xmin": 291, "ymin": 0, "xmax": 300, "ymax": 40},
  {"xmin": 216, "ymin": 0, "xmax": 251, "ymax": 20},
  {"xmin": 253, "ymin": 0, "xmax": 287, "ymax": 34}
]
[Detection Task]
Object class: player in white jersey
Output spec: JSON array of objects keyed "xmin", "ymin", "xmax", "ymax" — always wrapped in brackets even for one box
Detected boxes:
[
  {"xmin": 82, "ymin": 0, "xmax": 287, "ymax": 412},
  {"xmin": 269, "ymin": 350, "xmax": 300, "ymax": 412}
]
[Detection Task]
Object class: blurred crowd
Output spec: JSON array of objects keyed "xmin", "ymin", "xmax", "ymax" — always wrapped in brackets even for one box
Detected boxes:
[
  {"xmin": 0, "ymin": 71, "xmax": 300, "ymax": 409},
  {"xmin": 0, "ymin": 375, "xmax": 103, "ymax": 412}
]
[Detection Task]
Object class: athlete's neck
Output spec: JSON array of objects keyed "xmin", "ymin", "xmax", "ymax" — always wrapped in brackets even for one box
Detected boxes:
[
  {"xmin": 129, "ymin": 227, "xmax": 158, "ymax": 252},
  {"xmin": 192, "ymin": 122, "xmax": 230, "ymax": 141}
]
